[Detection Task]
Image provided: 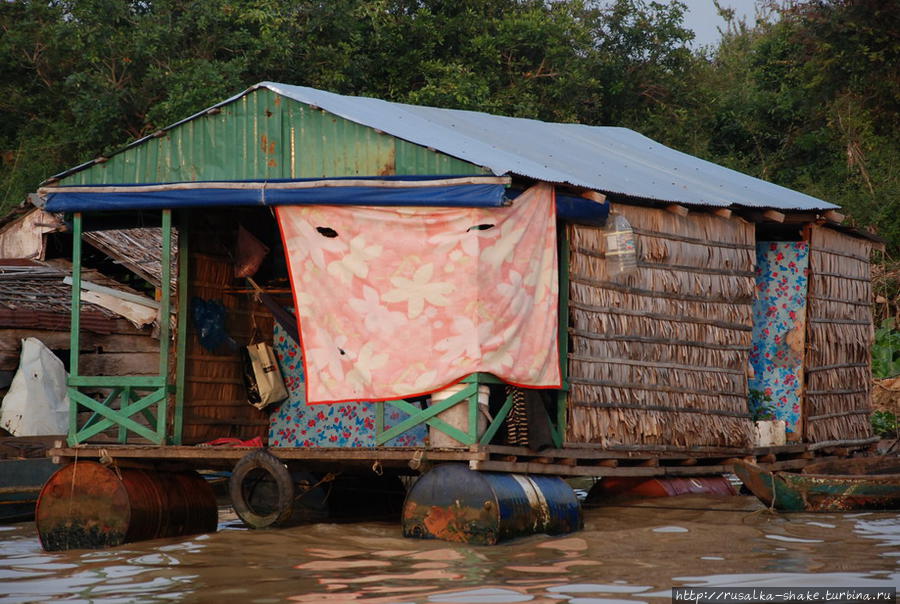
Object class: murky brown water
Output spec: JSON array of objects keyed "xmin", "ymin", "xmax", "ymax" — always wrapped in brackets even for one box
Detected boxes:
[{"xmin": 2, "ymin": 494, "xmax": 899, "ymax": 603}]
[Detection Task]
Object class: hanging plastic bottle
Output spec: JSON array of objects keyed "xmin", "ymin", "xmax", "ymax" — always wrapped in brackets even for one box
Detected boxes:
[{"xmin": 604, "ymin": 213, "xmax": 637, "ymax": 278}]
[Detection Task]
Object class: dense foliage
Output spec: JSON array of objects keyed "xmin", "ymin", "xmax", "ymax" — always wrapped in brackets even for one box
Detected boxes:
[
  {"xmin": 1, "ymin": 0, "xmax": 896, "ymax": 254},
  {"xmin": 873, "ymin": 320, "xmax": 900, "ymax": 379}
]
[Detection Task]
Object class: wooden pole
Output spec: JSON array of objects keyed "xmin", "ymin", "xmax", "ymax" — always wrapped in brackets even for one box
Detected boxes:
[
  {"xmin": 68, "ymin": 213, "xmax": 83, "ymax": 446},
  {"xmin": 173, "ymin": 211, "xmax": 189, "ymax": 445}
]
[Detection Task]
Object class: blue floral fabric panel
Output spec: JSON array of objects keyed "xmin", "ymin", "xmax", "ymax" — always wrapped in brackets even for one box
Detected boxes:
[
  {"xmin": 749, "ymin": 242, "xmax": 809, "ymax": 433},
  {"xmin": 267, "ymin": 321, "xmax": 425, "ymax": 447}
]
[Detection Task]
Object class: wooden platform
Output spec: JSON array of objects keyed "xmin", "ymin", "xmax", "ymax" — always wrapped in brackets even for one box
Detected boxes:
[{"xmin": 48, "ymin": 437, "xmax": 879, "ymax": 477}]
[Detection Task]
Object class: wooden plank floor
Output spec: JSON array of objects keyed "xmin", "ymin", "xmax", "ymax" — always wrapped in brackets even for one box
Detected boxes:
[{"xmin": 48, "ymin": 438, "xmax": 878, "ymax": 476}]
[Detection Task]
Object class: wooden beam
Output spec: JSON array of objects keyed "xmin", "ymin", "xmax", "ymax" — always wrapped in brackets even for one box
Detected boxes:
[
  {"xmin": 49, "ymin": 444, "xmax": 491, "ymax": 463},
  {"xmin": 807, "ymin": 436, "xmax": 879, "ymax": 451},
  {"xmin": 666, "ymin": 204, "xmax": 689, "ymax": 217},
  {"xmin": 471, "ymin": 459, "xmax": 661, "ymax": 477},
  {"xmin": 762, "ymin": 209, "xmax": 786, "ymax": 223},
  {"xmin": 742, "ymin": 211, "xmax": 818, "ymax": 224},
  {"xmin": 568, "ymin": 442, "xmax": 757, "ymax": 456},
  {"xmin": 580, "ymin": 190, "xmax": 607, "ymax": 204},
  {"xmin": 663, "ymin": 465, "xmax": 730, "ymax": 476},
  {"xmin": 79, "ymin": 353, "xmax": 165, "ymax": 376},
  {"xmin": 766, "ymin": 459, "xmax": 816, "ymax": 471},
  {"xmin": 822, "ymin": 210, "xmax": 845, "ymax": 224},
  {"xmin": 712, "ymin": 208, "xmax": 732, "ymax": 219}
]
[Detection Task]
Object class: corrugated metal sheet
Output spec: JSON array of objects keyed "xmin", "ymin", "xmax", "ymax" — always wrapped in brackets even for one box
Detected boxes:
[
  {"xmin": 57, "ymin": 88, "xmax": 484, "ymax": 187},
  {"xmin": 262, "ymin": 83, "xmax": 834, "ymax": 210},
  {"xmin": 0, "ymin": 261, "xmax": 131, "ymax": 333},
  {"xmin": 51, "ymin": 82, "xmax": 836, "ymax": 211}
]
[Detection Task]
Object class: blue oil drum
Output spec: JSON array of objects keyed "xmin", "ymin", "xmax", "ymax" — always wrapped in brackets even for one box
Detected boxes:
[{"xmin": 402, "ymin": 463, "xmax": 582, "ymax": 545}]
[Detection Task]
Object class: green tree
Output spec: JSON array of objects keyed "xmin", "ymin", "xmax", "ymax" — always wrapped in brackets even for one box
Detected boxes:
[
  {"xmin": 0, "ymin": 0, "xmax": 698, "ymax": 213},
  {"xmin": 682, "ymin": 1, "xmax": 899, "ymax": 250},
  {"xmin": 2, "ymin": 0, "xmax": 895, "ymax": 260}
]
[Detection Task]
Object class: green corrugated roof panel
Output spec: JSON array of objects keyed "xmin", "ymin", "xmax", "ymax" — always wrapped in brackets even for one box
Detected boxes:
[{"xmin": 61, "ymin": 88, "xmax": 487, "ymax": 186}]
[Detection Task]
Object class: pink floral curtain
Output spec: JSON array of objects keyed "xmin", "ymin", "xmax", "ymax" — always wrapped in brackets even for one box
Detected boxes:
[{"xmin": 277, "ymin": 182, "xmax": 561, "ymax": 404}]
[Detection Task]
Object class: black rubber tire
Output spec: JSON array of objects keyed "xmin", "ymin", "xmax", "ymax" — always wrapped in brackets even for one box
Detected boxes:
[{"xmin": 229, "ymin": 450, "xmax": 295, "ymax": 529}]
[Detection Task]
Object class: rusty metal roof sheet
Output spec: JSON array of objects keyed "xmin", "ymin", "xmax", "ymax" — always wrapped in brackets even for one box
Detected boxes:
[
  {"xmin": 83, "ymin": 228, "xmax": 177, "ymax": 289},
  {"xmin": 0, "ymin": 260, "xmax": 146, "ymax": 334}
]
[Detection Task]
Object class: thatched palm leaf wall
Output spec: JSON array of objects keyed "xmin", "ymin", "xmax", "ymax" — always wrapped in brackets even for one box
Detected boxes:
[
  {"xmin": 183, "ymin": 252, "xmax": 272, "ymax": 444},
  {"xmin": 566, "ymin": 204, "xmax": 756, "ymax": 448},
  {"xmin": 805, "ymin": 226, "xmax": 874, "ymax": 442}
]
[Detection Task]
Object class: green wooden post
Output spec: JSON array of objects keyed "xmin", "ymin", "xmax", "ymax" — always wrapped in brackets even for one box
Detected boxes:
[
  {"xmin": 118, "ymin": 387, "xmax": 131, "ymax": 443},
  {"xmin": 173, "ymin": 211, "xmax": 189, "ymax": 445},
  {"xmin": 156, "ymin": 209, "xmax": 172, "ymax": 444},
  {"xmin": 555, "ymin": 224, "xmax": 570, "ymax": 447},
  {"xmin": 468, "ymin": 386, "xmax": 478, "ymax": 443},
  {"xmin": 463, "ymin": 373, "xmax": 479, "ymax": 444},
  {"xmin": 376, "ymin": 401, "xmax": 385, "ymax": 438},
  {"xmin": 67, "ymin": 213, "xmax": 83, "ymax": 445}
]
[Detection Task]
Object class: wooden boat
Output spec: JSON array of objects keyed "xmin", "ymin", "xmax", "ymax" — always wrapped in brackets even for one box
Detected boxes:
[
  {"xmin": 0, "ymin": 436, "xmax": 60, "ymax": 522},
  {"xmin": 733, "ymin": 457, "xmax": 900, "ymax": 512}
]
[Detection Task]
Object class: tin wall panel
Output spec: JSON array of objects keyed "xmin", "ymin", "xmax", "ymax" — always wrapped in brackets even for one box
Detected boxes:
[{"xmin": 62, "ymin": 88, "xmax": 483, "ymax": 187}]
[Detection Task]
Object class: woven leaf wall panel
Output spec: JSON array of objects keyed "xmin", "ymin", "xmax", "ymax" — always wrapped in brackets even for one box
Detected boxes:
[
  {"xmin": 566, "ymin": 204, "xmax": 756, "ymax": 448},
  {"xmin": 805, "ymin": 226, "xmax": 874, "ymax": 443},
  {"xmin": 182, "ymin": 251, "xmax": 272, "ymax": 444}
]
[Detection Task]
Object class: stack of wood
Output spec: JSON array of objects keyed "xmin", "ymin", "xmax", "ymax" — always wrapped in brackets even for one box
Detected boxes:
[{"xmin": 565, "ymin": 204, "xmax": 756, "ymax": 448}]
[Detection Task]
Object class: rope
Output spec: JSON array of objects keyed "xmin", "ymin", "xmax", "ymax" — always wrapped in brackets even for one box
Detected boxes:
[
  {"xmin": 295, "ymin": 472, "xmax": 338, "ymax": 504},
  {"xmin": 98, "ymin": 448, "xmax": 122, "ymax": 480},
  {"xmin": 408, "ymin": 449, "xmax": 425, "ymax": 471},
  {"xmin": 65, "ymin": 446, "xmax": 80, "ymax": 551}
]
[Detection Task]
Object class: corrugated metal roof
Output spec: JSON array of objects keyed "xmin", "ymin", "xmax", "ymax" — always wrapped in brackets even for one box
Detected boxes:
[
  {"xmin": 48, "ymin": 82, "xmax": 837, "ymax": 211},
  {"xmin": 260, "ymin": 83, "xmax": 834, "ymax": 210}
]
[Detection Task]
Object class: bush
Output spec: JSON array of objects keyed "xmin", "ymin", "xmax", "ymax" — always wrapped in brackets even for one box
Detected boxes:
[
  {"xmin": 871, "ymin": 410, "xmax": 898, "ymax": 439},
  {"xmin": 873, "ymin": 320, "xmax": 900, "ymax": 379}
]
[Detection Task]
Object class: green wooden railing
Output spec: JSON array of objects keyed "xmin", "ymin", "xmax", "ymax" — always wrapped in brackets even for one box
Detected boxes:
[
  {"xmin": 67, "ymin": 209, "xmax": 182, "ymax": 446},
  {"xmin": 373, "ymin": 373, "xmax": 563, "ymax": 448}
]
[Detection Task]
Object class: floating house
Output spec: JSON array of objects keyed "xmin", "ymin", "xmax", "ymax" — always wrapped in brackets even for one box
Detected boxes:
[{"xmin": 33, "ymin": 83, "xmax": 881, "ymax": 546}]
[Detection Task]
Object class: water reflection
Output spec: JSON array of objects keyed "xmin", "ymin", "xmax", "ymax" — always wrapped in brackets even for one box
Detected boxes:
[{"xmin": 2, "ymin": 496, "xmax": 900, "ymax": 603}]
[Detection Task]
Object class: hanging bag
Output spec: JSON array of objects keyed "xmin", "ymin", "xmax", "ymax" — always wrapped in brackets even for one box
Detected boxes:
[
  {"xmin": 243, "ymin": 341, "xmax": 288, "ymax": 409},
  {"xmin": 241, "ymin": 316, "xmax": 288, "ymax": 409}
]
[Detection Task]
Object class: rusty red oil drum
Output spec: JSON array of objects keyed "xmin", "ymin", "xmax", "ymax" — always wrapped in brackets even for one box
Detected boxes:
[
  {"xmin": 402, "ymin": 463, "xmax": 582, "ymax": 545},
  {"xmin": 589, "ymin": 476, "xmax": 737, "ymax": 499},
  {"xmin": 36, "ymin": 461, "xmax": 217, "ymax": 551}
]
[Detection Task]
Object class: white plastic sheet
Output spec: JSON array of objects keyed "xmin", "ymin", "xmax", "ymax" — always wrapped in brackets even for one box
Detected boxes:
[{"xmin": 0, "ymin": 338, "xmax": 70, "ymax": 436}]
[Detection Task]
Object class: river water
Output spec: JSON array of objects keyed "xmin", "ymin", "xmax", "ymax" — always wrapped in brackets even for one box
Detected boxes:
[{"xmin": 2, "ymin": 494, "xmax": 899, "ymax": 603}]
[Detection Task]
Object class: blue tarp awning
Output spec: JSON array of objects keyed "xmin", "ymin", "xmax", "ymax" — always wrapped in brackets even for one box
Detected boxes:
[
  {"xmin": 40, "ymin": 175, "xmax": 611, "ymax": 222},
  {"xmin": 41, "ymin": 176, "xmax": 511, "ymax": 212}
]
